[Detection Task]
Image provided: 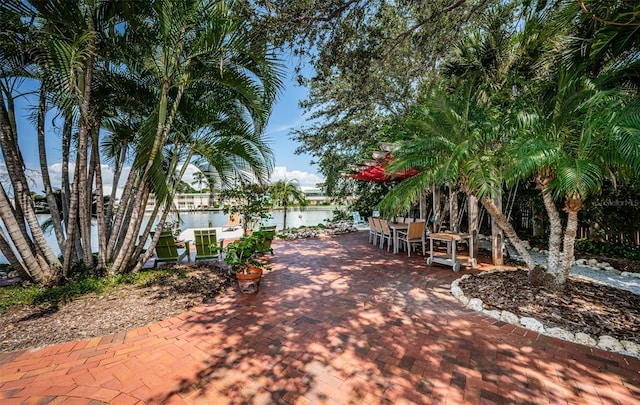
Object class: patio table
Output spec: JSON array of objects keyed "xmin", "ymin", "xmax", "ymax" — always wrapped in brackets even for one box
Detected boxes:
[
  {"xmin": 426, "ymin": 232, "xmax": 476, "ymax": 272},
  {"xmin": 388, "ymin": 222, "xmax": 409, "ymax": 254}
]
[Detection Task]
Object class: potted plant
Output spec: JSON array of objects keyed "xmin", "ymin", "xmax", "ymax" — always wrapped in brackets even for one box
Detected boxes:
[{"xmin": 220, "ymin": 232, "xmax": 271, "ymax": 293}]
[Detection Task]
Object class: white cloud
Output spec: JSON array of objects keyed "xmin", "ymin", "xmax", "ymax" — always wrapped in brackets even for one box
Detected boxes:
[{"xmin": 270, "ymin": 166, "xmax": 324, "ymax": 188}]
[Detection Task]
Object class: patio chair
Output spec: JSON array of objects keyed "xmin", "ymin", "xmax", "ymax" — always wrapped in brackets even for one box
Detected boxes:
[
  {"xmin": 194, "ymin": 229, "xmax": 224, "ymax": 261},
  {"xmin": 370, "ymin": 217, "xmax": 382, "ymax": 245},
  {"xmin": 379, "ymin": 219, "xmax": 393, "ymax": 251},
  {"xmin": 396, "ymin": 221, "xmax": 426, "ymax": 256},
  {"xmin": 153, "ymin": 229, "xmax": 191, "ymax": 267},
  {"xmin": 352, "ymin": 212, "xmax": 365, "ymax": 226},
  {"xmin": 222, "ymin": 214, "xmax": 240, "ymax": 231}
]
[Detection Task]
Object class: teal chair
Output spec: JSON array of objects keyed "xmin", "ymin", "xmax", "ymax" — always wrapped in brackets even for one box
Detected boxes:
[
  {"xmin": 154, "ymin": 229, "xmax": 191, "ymax": 267},
  {"xmin": 194, "ymin": 229, "xmax": 224, "ymax": 261}
]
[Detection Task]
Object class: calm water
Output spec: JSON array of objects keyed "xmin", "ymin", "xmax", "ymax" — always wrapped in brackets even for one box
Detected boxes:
[{"xmin": 1, "ymin": 208, "xmax": 338, "ymax": 264}]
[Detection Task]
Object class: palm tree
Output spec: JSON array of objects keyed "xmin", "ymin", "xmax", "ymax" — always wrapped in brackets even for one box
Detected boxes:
[
  {"xmin": 192, "ymin": 171, "xmax": 208, "ymax": 209},
  {"xmin": 269, "ymin": 179, "xmax": 308, "ymax": 230},
  {"xmin": 509, "ymin": 68, "xmax": 640, "ymax": 289},
  {"xmin": 0, "ymin": 0, "xmax": 284, "ymax": 282}
]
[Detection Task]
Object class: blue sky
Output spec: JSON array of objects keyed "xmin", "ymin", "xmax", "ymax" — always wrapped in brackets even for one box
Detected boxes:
[
  {"xmin": 262, "ymin": 63, "xmax": 323, "ymax": 188},
  {"xmin": 8, "ymin": 62, "xmax": 323, "ymax": 194}
]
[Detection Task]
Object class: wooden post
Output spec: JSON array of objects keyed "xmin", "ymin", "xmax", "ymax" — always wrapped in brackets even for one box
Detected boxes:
[
  {"xmin": 491, "ymin": 190, "xmax": 504, "ymax": 265},
  {"xmin": 468, "ymin": 194, "xmax": 479, "ymax": 258}
]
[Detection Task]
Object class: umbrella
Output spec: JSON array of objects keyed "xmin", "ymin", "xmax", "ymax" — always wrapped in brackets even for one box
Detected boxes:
[{"xmin": 352, "ymin": 163, "xmax": 418, "ymax": 182}]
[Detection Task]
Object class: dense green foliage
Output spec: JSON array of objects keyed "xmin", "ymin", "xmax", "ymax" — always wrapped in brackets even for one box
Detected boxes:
[{"xmin": 0, "ymin": 0, "xmax": 283, "ymax": 284}]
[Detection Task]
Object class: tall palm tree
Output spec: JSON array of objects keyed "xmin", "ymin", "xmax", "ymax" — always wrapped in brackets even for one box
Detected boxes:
[
  {"xmin": 0, "ymin": 0, "xmax": 284, "ymax": 282},
  {"xmin": 269, "ymin": 179, "xmax": 308, "ymax": 230},
  {"xmin": 192, "ymin": 171, "xmax": 208, "ymax": 208}
]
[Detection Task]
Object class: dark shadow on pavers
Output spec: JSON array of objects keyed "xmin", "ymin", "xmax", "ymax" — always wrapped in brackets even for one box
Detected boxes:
[{"xmin": 150, "ymin": 232, "xmax": 640, "ymax": 404}]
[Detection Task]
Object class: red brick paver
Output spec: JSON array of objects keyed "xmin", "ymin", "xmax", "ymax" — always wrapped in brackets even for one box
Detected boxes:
[{"xmin": 1, "ymin": 232, "xmax": 639, "ymax": 404}]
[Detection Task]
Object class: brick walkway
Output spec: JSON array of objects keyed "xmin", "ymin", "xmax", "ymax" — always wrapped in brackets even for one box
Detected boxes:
[{"xmin": 1, "ymin": 232, "xmax": 638, "ymax": 404}]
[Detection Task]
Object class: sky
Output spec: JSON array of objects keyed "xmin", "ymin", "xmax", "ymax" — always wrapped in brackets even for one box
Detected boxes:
[
  {"xmin": 8, "ymin": 61, "xmax": 324, "ymax": 195},
  {"xmin": 261, "ymin": 63, "xmax": 324, "ymax": 189}
]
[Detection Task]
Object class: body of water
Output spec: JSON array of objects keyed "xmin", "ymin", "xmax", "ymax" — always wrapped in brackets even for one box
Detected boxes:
[{"xmin": 1, "ymin": 208, "xmax": 340, "ymax": 264}]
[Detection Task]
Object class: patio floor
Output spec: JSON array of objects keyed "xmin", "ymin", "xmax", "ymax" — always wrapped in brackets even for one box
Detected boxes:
[{"xmin": 1, "ymin": 231, "xmax": 638, "ymax": 404}]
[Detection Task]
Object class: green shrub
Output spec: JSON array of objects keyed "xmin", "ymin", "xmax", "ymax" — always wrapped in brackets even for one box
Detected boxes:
[{"xmin": 574, "ymin": 239, "xmax": 640, "ymax": 260}]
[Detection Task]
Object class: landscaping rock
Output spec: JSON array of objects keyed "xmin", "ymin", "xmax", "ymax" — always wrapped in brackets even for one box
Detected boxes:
[
  {"xmin": 621, "ymin": 340, "xmax": 640, "ymax": 355},
  {"xmin": 597, "ymin": 335, "xmax": 624, "ymax": 352},
  {"xmin": 500, "ymin": 311, "xmax": 520, "ymax": 325},
  {"xmin": 468, "ymin": 298, "xmax": 483, "ymax": 311},
  {"xmin": 546, "ymin": 327, "xmax": 575, "ymax": 342},
  {"xmin": 574, "ymin": 332, "xmax": 597, "ymax": 346},
  {"xmin": 520, "ymin": 317, "xmax": 545, "ymax": 333},
  {"xmin": 482, "ymin": 309, "xmax": 501, "ymax": 319}
]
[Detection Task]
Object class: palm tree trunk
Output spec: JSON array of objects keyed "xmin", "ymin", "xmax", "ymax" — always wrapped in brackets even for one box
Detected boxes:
[
  {"xmin": 558, "ymin": 197, "xmax": 582, "ymax": 289},
  {"xmin": 0, "ymin": 227, "xmax": 27, "ymax": 278},
  {"xmin": 74, "ymin": 11, "xmax": 97, "ymax": 268},
  {"xmin": 432, "ymin": 185, "xmax": 441, "ymax": 232},
  {"xmin": 539, "ymin": 183, "xmax": 563, "ymax": 279},
  {"xmin": 449, "ymin": 184, "xmax": 459, "ymax": 231},
  {"xmin": 467, "ymin": 194, "xmax": 479, "ymax": 257},
  {"xmin": 0, "ymin": 184, "xmax": 46, "ymax": 282},
  {"xmin": 105, "ymin": 142, "xmax": 126, "ymax": 238},
  {"xmin": 107, "ymin": 165, "xmax": 137, "ymax": 259},
  {"xmin": 61, "ymin": 117, "xmax": 72, "ymax": 235},
  {"xmin": 91, "ymin": 124, "xmax": 108, "ymax": 271},
  {"xmin": 0, "ymin": 91, "xmax": 60, "ymax": 279},
  {"xmin": 37, "ymin": 84, "xmax": 66, "ymax": 254},
  {"xmin": 481, "ymin": 196, "xmax": 536, "ymax": 270},
  {"xmin": 491, "ymin": 190, "xmax": 504, "ymax": 266},
  {"xmin": 283, "ymin": 201, "xmax": 288, "ymax": 230}
]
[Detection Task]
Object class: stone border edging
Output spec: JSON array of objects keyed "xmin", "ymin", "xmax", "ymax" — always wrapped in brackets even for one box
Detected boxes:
[{"xmin": 450, "ymin": 272, "xmax": 640, "ymax": 359}]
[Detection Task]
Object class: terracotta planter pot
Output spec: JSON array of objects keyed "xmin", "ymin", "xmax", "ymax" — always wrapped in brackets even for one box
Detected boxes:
[{"xmin": 236, "ymin": 266, "xmax": 263, "ymax": 294}]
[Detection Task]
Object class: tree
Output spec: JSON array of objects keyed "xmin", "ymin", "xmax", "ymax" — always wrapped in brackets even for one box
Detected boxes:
[
  {"xmin": 241, "ymin": 1, "xmax": 502, "ymax": 193},
  {"xmin": 219, "ymin": 181, "xmax": 272, "ymax": 234},
  {"xmin": 192, "ymin": 171, "xmax": 209, "ymax": 208},
  {"xmin": 269, "ymin": 178, "xmax": 308, "ymax": 230},
  {"xmin": 0, "ymin": 0, "xmax": 284, "ymax": 283}
]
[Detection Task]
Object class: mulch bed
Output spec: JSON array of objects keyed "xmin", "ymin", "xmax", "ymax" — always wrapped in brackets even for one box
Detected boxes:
[
  {"xmin": 459, "ymin": 269, "xmax": 640, "ymax": 343},
  {"xmin": 0, "ymin": 263, "xmax": 234, "ymax": 353}
]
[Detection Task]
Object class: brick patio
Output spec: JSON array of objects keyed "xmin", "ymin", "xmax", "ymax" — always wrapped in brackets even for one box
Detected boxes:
[{"xmin": 1, "ymin": 231, "xmax": 638, "ymax": 404}]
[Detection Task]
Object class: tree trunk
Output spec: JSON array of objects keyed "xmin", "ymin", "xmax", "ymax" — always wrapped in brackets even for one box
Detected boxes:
[
  {"xmin": 491, "ymin": 190, "xmax": 503, "ymax": 266},
  {"xmin": 558, "ymin": 196, "xmax": 582, "ymax": 288},
  {"xmin": 61, "ymin": 117, "xmax": 72, "ymax": 234},
  {"xmin": 37, "ymin": 84, "xmax": 66, "ymax": 254},
  {"xmin": 449, "ymin": 184, "xmax": 459, "ymax": 232},
  {"xmin": 481, "ymin": 197, "xmax": 536, "ymax": 270},
  {"xmin": 540, "ymin": 186, "xmax": 563, "ymax": 279},
  {"xmin": 91, "ymin": 124, "xmax": 108, "ymax": 271},
  {"xmin": 105, "ymin": 142, "xmax": 126, "ymax": 239},
  {"xmin": 0, "ymin": 89, "xmax": 60, "ymax": 281},
  {"xmin": 107, "ymin": 165, "xmax": 137, "ymax": 259},
  {"xmin": 467, "ymin": 194, "xmax": 479, "ymax": 258},
  {"xmin": 432, "ymin": 185, "xmax": 441, "ymax": 233},
  {"xmin": 0, "ymin": 227, "xmax": 28, "ymax": 278},
  {"xmin": 0, "ymin": 184, "xmax": 45, "ymax": 282},
  {"xmin": 283, "ymin": 201, "xmax": 288, "ymax": 230}
]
